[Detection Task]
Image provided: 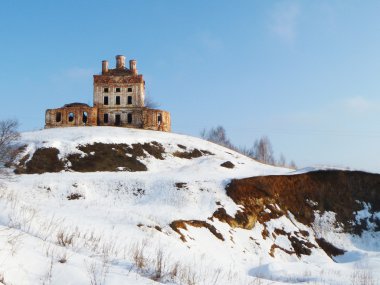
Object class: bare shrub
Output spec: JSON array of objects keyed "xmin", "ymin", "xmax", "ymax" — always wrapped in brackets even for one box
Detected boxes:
[
  {"xmin": 56, "ymin": 229, "xmax": 75, "ymax": 247},
  {"xmin": 0, "ymin": 119, "xmax": 20, "ymax": 170},
  {"xmin": 8, "ymin": 205, "xmax": 37, "ymax": 232},
  {"xmin": 210, "ymin": 267, "xmax": 222, "ymax": 285},
  {"xmin": 250, "ymin": 277, "xmax": 264, "ymax": 285},
  {"xmin": 151, "ymin": 247, "xmax": 167, "ymax": 281},
  {"xmin": 169, "ymin": 261, "xmax": 180, "ymax": 280},
  {"xmin": 179, "ymin": 265, "xmax": 198, "ymax": 285},
  {"xmin": 130, "ymin": 240, "xmax": 148, "ymax": 271},
  {"xmin": 57, "ymin": 249, "xmax": 68, "ymax": 264},
  {"xmin": 100, "ymin": 239, "xmax": 117, "ymax": 263},
  {"xmin": 350, "ymin": 269, "xmax": 376, "ymax": 285},
  {"xmin": 39, "ymin": 215, "xmax": 64, "ymax": 241},
  {"xmin": 85, "ymin": 260, "xmax": 109, "ymax": 285}
]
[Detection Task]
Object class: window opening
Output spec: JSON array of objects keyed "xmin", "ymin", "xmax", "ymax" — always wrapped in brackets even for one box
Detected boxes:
[
  {"xmin": 56, "ymin": 112, "xmax": 62, "ymax": 122},
  {"xmin": 104, "ymin": 96, "xmax": 109, "ymax": 105},
  {"xmin": 116, "ymin": 87, "xmax": 121, "ymax": 93},
  {"xmin": 116, "ymin": 96, "xmax": 120, "ymax": 105},
  {"xmin": 104, "ymin": 113, "xmax": 109, "ymax": 124},
  {"xmin": 115, "ymin": 114, "xmax": 121, "ymax": 126},
  {"xmin": 127, "ymin": 96, "xmax": 132, "ymax": 105},
  {"xmin": 127, "ymin": 87, "xmax": 132, "ymax": 92},
  {"xmin": 68, "ymin": 112, "xmax": 74, "ymax": 122},
  {"xmin": 82, "ymin": 112, "xmax": 88, "ymax": 124},
  {"xmin": 158, "ymin": 113, "xmax": 162, "ymax": 124},
  {"xmin": 104, "ymin": 87, "xmax": 109, "ymax": 93},
  {"xmin": 127, "ymin": 113, "xmax": 132, "ymax": 124}
]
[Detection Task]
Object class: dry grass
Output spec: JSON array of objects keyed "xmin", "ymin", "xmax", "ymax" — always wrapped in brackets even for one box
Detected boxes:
[
  {"xmin": 56, "ymin": 228, "xmax": 76, "ymax": 247},
  {"xmin": 350, "ymin": 269, "xmax": 376, "ymax": 285}
]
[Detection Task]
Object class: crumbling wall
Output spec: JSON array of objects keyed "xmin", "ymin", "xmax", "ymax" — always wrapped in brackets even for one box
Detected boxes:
[
  {"xmin": 45, "ymin": 105, "xmax": 97, "ymax": 128},
  {"xmin": 142, "ymin": 109, "xmax": 171, "ymax": 132}
]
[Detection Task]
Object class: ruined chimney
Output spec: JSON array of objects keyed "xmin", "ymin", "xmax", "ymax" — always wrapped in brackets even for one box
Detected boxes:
[
  {"xmin": 129, "ymin": 59, "xmax": 137, "ymax": 75},
  {"xmin": 116, "ymin": 55, "xmax": 126, "ymax": 69},
  {"xmin": 102, "ymin": 60, "xmax": 108, "ymax": 74}
]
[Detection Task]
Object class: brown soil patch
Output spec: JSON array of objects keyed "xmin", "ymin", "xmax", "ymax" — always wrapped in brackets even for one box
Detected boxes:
[
  {"xmin": 173, "ymin": 149, "xmax": 214, "ymax": 159},
  {"xmin": 225, "ymin": 170, "xmax": 380, "ymax": 235},
  {"xmin": 170, "ymin": 220, "xmax": 224, "ymax": 242},
  {"xmin": 270, "ymin": 244, "xmax": 293, "ymax": 257},
  {"xmin": 315, "ymin": 238, "xmax": 345, "ymax": 257},
  {"xmin": 16, "ymin": 148, "xmax": 65, "ymax": 174},
  {"xmin": 211, "ymin": 170, "xmax": 379, "ymax": 258},
  {"xmin": 67, "ymin": 193, "xmax": 83, "ymax": 200},
  {"xmin": 177, "ymin": 144, "xmax": 187, "ymax": 150},
  {"xmin": 212, "ymin": 207, "xmax": 259, "ymax": 230},
  {"xmin": 175, "ymin": 182, "xmax": 188, "ymax": 190},
  {"xmin": 220, "ymin": 161, "xmax": 235, "ymax": 169},
  {"xmin": 270, "ymin": 229, "xmax": 315, "ymax": 257},
  {"xmin": 141, "ymin": 142, "xmax": 165, "ymax": 160},
  {"xmin": 67, "ymin": 143, "xmax": 147, "ymax": 172},
  {"xmin": 14, "ymin": 142, "xmax": 166, "ymax": 174}
]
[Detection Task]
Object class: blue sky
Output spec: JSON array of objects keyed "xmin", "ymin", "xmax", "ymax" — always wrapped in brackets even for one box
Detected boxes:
[{"xmin": 1, "ymin": 1, "xmax": 380, "ymax": 172}]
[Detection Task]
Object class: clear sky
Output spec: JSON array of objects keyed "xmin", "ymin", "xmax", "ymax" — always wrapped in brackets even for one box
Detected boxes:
[{"xmin": 1, "ymin": 1, "xmax": 380, "ymax": 172}]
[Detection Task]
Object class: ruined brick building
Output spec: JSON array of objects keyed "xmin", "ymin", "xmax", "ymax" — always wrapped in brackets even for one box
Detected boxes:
[{"xmin": 45, "ymin": 55, "xmax": 171, "ymax": 132}]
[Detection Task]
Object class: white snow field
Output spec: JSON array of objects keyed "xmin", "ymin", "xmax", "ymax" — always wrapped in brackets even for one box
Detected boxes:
[{"xmin": 0, "ymin": 127, "xmax": 378, "ymax": 285}]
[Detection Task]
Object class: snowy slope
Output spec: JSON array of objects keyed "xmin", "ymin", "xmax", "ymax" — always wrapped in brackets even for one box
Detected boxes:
[{"xmin": 0, "ymin": 127, "xmax": 379, "ymax": 285}]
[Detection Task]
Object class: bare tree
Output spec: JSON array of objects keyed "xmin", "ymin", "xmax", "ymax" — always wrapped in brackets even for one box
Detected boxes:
[
  {"xmin": 253, "ymin": 136, "xmax": 275, "ymax": 165},
  {"xmin": 236, "ymin": 145, "xmax": 255, "ymax": 158},
  {"xmin": 144, "ymin": 92, "xmax": 160, "ymax": 109},
  {"xmin": 289, "ymin": 160, "xmax": 297, "ymax": 169},
  {"xmin": 200, "ymin": 125, "xmax": 296, "ymax": 168},
  {"xmin": 0, "ymin": 119, "xmax": 20, "ymax": 174},
  {"xmin": 277, "ymin": 153, "xmax": 286, "ymax": 167},
  {"xmin": 200, "ymin": 126, "xmax": 233, "ymax": 149}
]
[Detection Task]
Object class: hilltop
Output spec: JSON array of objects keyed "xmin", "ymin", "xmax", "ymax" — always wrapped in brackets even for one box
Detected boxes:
[{"xmin": 0, "ymin": 127, "xmax": 379, "ymax": 285}]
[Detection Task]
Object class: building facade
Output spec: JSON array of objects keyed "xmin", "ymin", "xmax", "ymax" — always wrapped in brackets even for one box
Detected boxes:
[{"xmin": 45, "ymin": 55, "xmax": 171, "ymax": 132}]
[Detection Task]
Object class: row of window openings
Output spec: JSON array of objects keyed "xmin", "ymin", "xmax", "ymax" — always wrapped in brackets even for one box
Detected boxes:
[
  {"xmin": 103, "ymin": 96, "xmax": 132, "ymax": 105},
  {"xmin": 56, "ymin": 112, "xmax": 136, "ymax": 126},
  {"xmin": 104, "ymin": 87, "xmax": 132, "ymax": 93},
  {"xmin": 56, "ymin": 112, "xmax": 88, "ymax": 123},
  {"xmin": 103, "ymin": 113, "xmax": 132, "ymax": 125}
]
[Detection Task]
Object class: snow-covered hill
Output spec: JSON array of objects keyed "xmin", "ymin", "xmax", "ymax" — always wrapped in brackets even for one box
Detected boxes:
[{"xmin": 0, "ymin": 127, "xmax": 379, "ymax": 285}]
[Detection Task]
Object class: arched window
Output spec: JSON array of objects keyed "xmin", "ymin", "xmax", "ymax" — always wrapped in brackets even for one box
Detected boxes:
[
  {"xmin": 56, "ymin": 112, "xmax": 62, "ymax": 122},
  {"xmin": 68, "ymin": 112, "xmax": 74, "ymax": 122},
  {"xmin": 82, "ymin": 112, "xmax": 88, "ymax": 124}
]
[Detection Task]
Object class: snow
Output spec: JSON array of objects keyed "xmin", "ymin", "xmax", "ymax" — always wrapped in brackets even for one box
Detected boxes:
[{"xmin": 0, "ymin": 127, "xmax": 379, "ymax": 285}]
